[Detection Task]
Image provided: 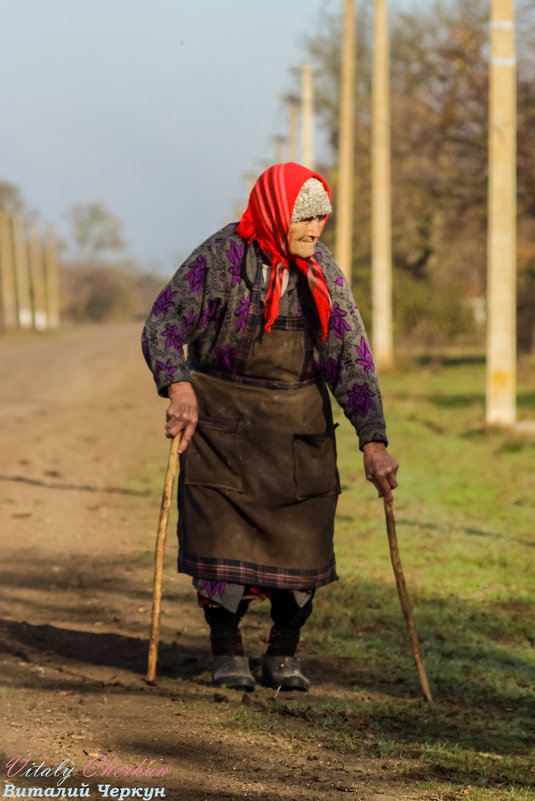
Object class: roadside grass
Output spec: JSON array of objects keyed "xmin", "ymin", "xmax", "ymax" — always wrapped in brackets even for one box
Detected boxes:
[{"xmin": 233, "ymin": 352, "xmax": 535, "ymax": 798}]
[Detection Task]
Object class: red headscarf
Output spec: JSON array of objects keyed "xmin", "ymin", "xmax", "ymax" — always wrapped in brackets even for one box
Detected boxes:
[{"xmin": 236, "ymin": 162, "xmax": 331, "ymax": 340}]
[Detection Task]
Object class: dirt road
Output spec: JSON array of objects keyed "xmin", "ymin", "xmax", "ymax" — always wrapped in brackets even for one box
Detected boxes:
[{"xmin": 0, "ymin": 323, "xmax": 411, "ymax": 801}]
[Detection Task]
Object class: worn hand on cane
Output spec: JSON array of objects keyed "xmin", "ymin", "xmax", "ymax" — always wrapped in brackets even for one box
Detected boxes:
[
  {"xmin": 363, "ymin": 441, "xmax": 399, "ymax": 503},
  {"xmin": 165, "ymin": 381, "xmax": 198, "ymax": 453}
]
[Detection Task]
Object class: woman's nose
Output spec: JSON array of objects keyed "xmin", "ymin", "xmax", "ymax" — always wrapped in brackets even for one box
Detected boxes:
[{"xmin": 308, "ymin": 218, "xmax": 324, "ymax": 237}]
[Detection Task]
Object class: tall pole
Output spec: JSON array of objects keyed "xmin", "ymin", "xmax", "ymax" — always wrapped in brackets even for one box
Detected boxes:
[
  {"xmin": 301, "ymin": 62, "xmax": 315, "ymax": 170},
  {"xmin": 44, "ymin": 226, "xmax": 60, "ymax": 329},
  {"xmin": 28, "ymin": 227, "xmax": 48, "ymax": 330},
  {"xmin": 287, "ymin": 96, "xmax": 300, "ymax": 163},
  {"xmin": 335, "ymin": 0, "xmax": 356, "ymax": 284},
  {"xmin": 371, "ymin": 0, "xmax": 393, "ymax": 368},
  {"xmin": 487, "ymin": 0, "xmax": 516, "ymax": 425},
  {"xmin": 12, "ymin": 214, "xmax": 32, "ymax": 328},
  {"xmin": 0, "ymin": 211, "xmax": 18, "ymax": 330}
]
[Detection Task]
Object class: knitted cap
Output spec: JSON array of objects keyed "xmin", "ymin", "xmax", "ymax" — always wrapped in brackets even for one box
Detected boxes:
[{"xmin": 291, "ymin": 178, "xmax": 332, "ymax": 223}]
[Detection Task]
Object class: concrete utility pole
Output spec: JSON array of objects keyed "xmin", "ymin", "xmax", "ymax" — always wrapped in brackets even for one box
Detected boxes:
[
  {"xmin": 28, "ymin": 228, "xmax": 48, "ymax": 330},
  {"xmin": 371, "ymin": 0, "xmax": 393, "ymax": 368},
  {"xmin": 486, "ymin": 0, "xmax": 517, "ymax": 425},
  {"xmin": 335, "ymin": 0, "xmax": 356, "ymax": 284},
  {"xmin": 0, "ymin": 211, "xmax": 17, "ymax": 331},
  {"xmin": 12, "ymin": 214, "xmax": 32, "ymax": 328},
  {"xmin": 45, "ymin": 226, "xmax": 60, "ymax": 329},
  {"xmin": 287, "ymin": 95, "xmax": 300, "ymax": 163},
  {"xmin": 301, "ymin": 62, "xmax": 315, "ymax": 170}
]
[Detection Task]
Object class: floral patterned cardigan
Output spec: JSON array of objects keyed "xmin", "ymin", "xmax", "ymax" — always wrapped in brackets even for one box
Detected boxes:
[{"xmin": 142, "ymin": 223, "xmax": 388, "ymax": 451}]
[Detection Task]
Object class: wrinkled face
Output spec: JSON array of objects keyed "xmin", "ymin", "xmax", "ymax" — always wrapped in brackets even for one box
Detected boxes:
[{"xmin": 288, "ymin": 216, "xmax": 327, "ymax": 259}]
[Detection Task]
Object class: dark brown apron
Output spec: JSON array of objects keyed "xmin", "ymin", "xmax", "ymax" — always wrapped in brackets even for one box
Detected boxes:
[{"xmin": 177, "ymin": 252, "xmax": 340, "ymax": 589}]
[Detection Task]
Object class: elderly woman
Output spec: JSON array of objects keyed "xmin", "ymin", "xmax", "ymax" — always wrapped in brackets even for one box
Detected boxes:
[{"xmin": 142, "ymin": 162, "xmax": 398, "ymax": 691}]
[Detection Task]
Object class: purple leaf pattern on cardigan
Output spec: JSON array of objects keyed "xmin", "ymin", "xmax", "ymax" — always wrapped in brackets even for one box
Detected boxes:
[
  {"xmin": 200, "ymin": 298, "xmax": 221, "ymax": 329},
  {"xmin": 324, "ymin": 357, "xmax": 343, "ymax": 387},
  {"xmin": 354, "ymin": 337, "xmax": 375, "ymax": 373},
  {"xmin": 328, "ymin": 302, "xmax": 351, "ymax": 340},
  {"xmin": 335, "ymin": 275, "xmax": 344, "ymax": 286},
  {"xmin": 161, "ymin": 323, "xmax": 184, "ymax": 355},
  {"xmin": 182, "ymin": 309, "xmax": 197, "ymax": 333},
  {"xmin": 215, "ymin": 345, "xmax": 235, "ymax": 372},
  {"xmin": 347, "ymin": 383, "xmax": 376, "ymax": 418},
  {"xmin": 151, "ymin": 286, "xmax": 177, "ymax": 316},
  {"xmin": 183, "ymin": 256, "xmax": 208, "ymax": 296},
  {"xmin": 154, "ymin": 359, "xmax": 178, "ymax": 382},
  {"xmin": 226, "ymin": 240, "xmax": 245, "ymax": 286},
  {"xmin": 234, "ymin": 297, "xmax": 250, "ymax": 331}
]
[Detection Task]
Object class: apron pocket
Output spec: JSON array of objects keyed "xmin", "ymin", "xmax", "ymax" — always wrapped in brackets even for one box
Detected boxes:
[
  {"xmin": 293, "ymin": 426, "xmax": 341, "ymax": 501},
  {"xmin": 183, "ymin": 416, "xmax": 244, "ymax": 492}
]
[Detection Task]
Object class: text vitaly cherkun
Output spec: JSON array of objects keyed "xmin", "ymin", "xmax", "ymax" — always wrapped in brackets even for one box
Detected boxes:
[{"xmin": 3, "ymin": 755, "xmax": 169, "ymax": 798}]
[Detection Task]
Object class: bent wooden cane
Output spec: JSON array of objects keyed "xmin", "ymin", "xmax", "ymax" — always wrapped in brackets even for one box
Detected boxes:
[
  {"xmin": 147, "ymin": 433, "xmax": 182, "ymax": 683},
  {"xmin": 384, "ymin": 499, "xmax": 433, "ymax": 702}
]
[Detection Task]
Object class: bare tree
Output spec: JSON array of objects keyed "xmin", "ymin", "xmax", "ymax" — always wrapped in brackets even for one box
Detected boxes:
[
  {"xmin": 0, "ymin": 181, "xmax": 25, "ymax": 213},
  {"xmin": 65, "ymin": 202, "xmax": 126, "ymax": 262},
  {"xmin": 0, "ymin": 180, "xmax": 38, "ymax": 225}
]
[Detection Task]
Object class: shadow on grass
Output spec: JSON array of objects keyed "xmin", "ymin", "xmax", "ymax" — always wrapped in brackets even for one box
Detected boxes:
[
  {"xmin": 427, "ymin": 390, "xmax": 535, "ymax": 410},
  {"xmin": 428, "ymin": 393, "xmax": 484, "ymax": 408},
  {"xmin": 303, "ymin": 580, "xmax": 535, "ymax": 782},
  {"xmin": 395, "ymin": 517, "xmax": 535, "ymax": 548},
  {"xmin": 414, "ymin": 354, "xmax": 486, "ymax": 369}
]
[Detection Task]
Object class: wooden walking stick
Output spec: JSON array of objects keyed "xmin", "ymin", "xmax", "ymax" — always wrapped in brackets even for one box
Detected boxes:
[
  {"xmin": 147, "ymin": 433, "xmax": 182, "ymax": 683},
  {"xmin": 384, "ymin": 499, "xmax": 433, "ymax": 702}
]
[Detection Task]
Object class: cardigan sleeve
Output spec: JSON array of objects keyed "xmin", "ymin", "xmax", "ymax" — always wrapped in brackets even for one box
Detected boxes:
[
  {"xmin": 315, "ymin": 245, "xmax": 388, "ymax": 450},
  {"xmin": 141, "ymin": 244, "xmax": 211, "ymax": 397}
]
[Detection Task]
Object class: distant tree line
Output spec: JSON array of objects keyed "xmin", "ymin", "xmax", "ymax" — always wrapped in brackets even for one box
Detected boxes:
[{"xmin": 0, "ymin": 184, "xmax": 163, "ymax": 327}]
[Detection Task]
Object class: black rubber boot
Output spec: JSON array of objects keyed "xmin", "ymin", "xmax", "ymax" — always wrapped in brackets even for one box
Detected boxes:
[
  {"xmin": 261, "ymin": 654, "xmax": 310, "ymax": 691},
  {"xmin": 212, "ymin": 655, "xmax": 255, "ymax": 691}
]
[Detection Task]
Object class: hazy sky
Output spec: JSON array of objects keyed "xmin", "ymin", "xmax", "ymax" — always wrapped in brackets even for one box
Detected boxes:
[{"xmin": 1, "ymin": 0, "xmax": 415, "ymax": 274}]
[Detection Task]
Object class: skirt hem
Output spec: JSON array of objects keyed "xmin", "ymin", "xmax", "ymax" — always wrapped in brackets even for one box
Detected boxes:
[{"xmin": 178, "ymin": 553, "xmax": 338, "ymax": 590}]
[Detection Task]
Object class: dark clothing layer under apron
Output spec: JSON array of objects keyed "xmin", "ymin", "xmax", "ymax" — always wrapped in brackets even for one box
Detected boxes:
[{"xmin": 177, "ymin": 250, "xmax": 341, "ymax": 590}]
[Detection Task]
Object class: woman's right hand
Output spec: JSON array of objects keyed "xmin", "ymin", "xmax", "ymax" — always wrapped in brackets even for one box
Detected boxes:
[{"xmin": 165, "ymin": 381, "xmax": 198, "ymax": 454}]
